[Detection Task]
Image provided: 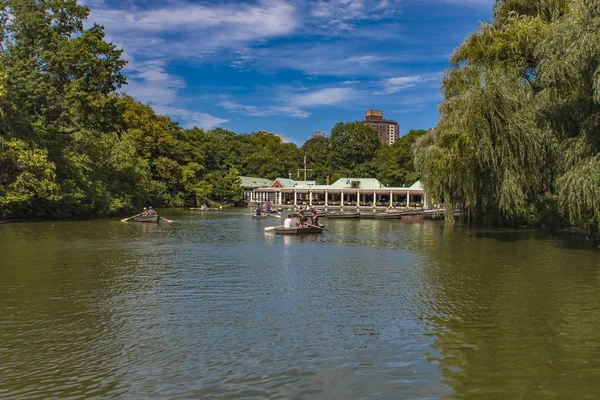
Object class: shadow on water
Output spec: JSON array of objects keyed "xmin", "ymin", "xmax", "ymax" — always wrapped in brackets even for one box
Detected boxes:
[{"xmin": 468, "ymin": 225, "xmax": 600, "ymax": 252}]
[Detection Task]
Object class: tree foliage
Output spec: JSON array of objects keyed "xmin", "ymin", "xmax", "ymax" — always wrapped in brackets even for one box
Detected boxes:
[
  {"xmin": 0, "ymin": 0, "xmax": 426, "ymax": 219},
  {"xmin": 414, "ymin": 0, "xmax": 600, "ymax": 230}
]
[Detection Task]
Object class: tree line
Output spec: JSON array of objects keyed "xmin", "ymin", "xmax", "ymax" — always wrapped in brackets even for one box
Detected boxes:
[
  {"xmin": 0, "ymin": 0, "xmax": 424, "ymax": 219},
  {"xmin": 413, "ymin": 0, "xmax": 600, "ymax": 232}
]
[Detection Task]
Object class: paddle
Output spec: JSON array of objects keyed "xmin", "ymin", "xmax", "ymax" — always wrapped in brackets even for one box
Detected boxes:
[
  {"xmin": 120, "ymin": 212, "xmax": 143, "ymax": 222},
  {"xmin": 159, "ymin": 216, "xmax": 173, "ymax": 223},
  {"xmin": 305, "ymin": 223, "xmax": 324, "ymax": 230},
  {"xmin": 268, "ymin": 214, "xmax": 281, "ymax": 219},
  {"xmin": 264, "ymin": 225, "xmax": 281, "ymax": 231}
]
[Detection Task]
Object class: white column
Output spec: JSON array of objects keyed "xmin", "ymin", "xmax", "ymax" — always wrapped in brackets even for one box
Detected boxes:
[
  {"xmin": 325, "ymin": 190, "xmax": 328, "ymax": 207},
  {"xmin": 373, "ymin": 190, "xmax": 376, "ymax": 209},
  {"xmin": 309, "ymin": 190, "xmax": 313, "ymax": 205},
  {"xmin": 357, "ymin": 189, "xmax": 360, "ymax": 209},
  {"xmin": 406, "ymin": 190, "xmax": 410, "ymax": 207},
  {"xmin": 294, "ymin": 190, "xmax": 297, "ymax": 206},
  {"xmin": 341, "ymin": 191, "xmax": 344, "ymax": 209},
  {"xmin": 389, "ymin": 190, "xmax": 393, "ymax": 207},
  {"xmin": 423, "ymin": 192, "xmax": 427, "ymax": 209}
]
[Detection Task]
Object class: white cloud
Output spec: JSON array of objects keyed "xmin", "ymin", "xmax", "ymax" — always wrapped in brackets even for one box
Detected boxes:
[
  {"xmin": 373, "ymin": 73, "xmax": 442, "ymax": 95},
  {"xmin": 291, "ymin": 87, "xmax": 357, "ymax": 107},
  {"xmin": 309, "ymin": 0, "xmax": 401, "ymax": 31},
  {"xmin": 220, "ymin": 101, "xmax": 310, "ymax": 118},
  {"xmin": 153, "ymin": 105, "xmax": 228, "ymax": 129},
  {"xmin": 89, "ymin": 0, "xmax": 298, "ymax": 55},
  {"xmin": 436, "ymin": 0, "xmax": 493, "ymax": 6},
  {"xmin": 126, "ymin": 60, "xmax": 185, "ymax": 105},
  {"xmin": 124, "ymin": 60, "xmax": 227, "ymax": 129},
  {"xmin": 218, "ymin": 86, "xmax": 356, "ymax": 119}
]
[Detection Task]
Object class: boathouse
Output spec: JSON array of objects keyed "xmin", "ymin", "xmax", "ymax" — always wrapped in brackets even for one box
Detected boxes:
[{"xmin": 247, "ymin": 177, "xmax": 426, "ymax": 209}]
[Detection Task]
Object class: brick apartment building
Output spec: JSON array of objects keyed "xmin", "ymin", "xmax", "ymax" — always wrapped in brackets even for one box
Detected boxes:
[{"xmin": 364, "ymin": 110, "xmax": 399, "ymax": 145}]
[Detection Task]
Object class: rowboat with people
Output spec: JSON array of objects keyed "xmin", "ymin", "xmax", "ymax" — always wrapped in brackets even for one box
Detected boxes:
[
  {"xmin": 120, "ymin": 206, "xmax": 173, "ymax": 223},
  {"xmin": 131, "ymin": 215, "xmax": 160, "ymax": 223},
  {"xmin": 272, "ymin": 225, "xmax": 325, "ymax": 234}
]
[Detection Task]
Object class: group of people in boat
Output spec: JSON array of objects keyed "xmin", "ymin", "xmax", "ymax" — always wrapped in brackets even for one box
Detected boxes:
[
  {"xmin": 283, "ymin": 210, "xmax": 321, "ymax": 228},
  {"xmin": 255, "ymin": 202, "xmax": 274, "ymax": 216},
  {"xmin": 141, "ymin": 206, "xmax": 157, "ymax": 216},
  {"xmin": 297, "ymin": 203, "xmax": 311, "ymax": 212}
]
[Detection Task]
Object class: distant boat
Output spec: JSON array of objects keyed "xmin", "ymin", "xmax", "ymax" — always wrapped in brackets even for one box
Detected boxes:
[
  {"xmin": 132, "ymin": 215, "xmax": 160, "ymax": 223},
  {"xmin": 375, "ymin": 212, "xmax": 402, "ymax": 219},
  {"xmin": 291, "ymin": 210, "xmax": 327, "ymax": 217},
  {"xmin": 358, "ymin": 212, "xmax": 379, "ymax": 219},
  {"xmin": 190, "ymin": 207, "xmax": 218, "ymax": 211},
  {"xmin": 252, "ymin": 214, "xmax": 269, "ymax": 219},
  {"xmin": 326, "ymin": 212, "xmax": 360, "ymax": 218}
]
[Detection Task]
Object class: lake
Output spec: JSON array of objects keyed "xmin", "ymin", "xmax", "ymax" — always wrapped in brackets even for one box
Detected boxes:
[{"xmin": 1, "ymin": 208, "xmax": 600, "ymax": 399}]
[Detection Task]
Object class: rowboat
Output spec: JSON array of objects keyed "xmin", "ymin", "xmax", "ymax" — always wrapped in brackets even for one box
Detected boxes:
[
  {"xmin": 375, "ymin": 212, "xmax": 402, "ymax": 219},
  {"xmin": 358, "ymin": 212, "xmax": 379, "ymax": 219},
  {"xmin": 132, "ymin": 215, "xmax": 160, "ymax": 223},
  {"xmin": 291, "ymin": 210, "xmax": 327, "ymax": 217},
  {"xmin": 325, "ymin": 212, "xmax": 360, "ymax": 218},
  {"xmin": 252, "ymin": 214, "xmax": 269, "ymax": 219},
  {"xmin": 190, "ymin": 207, "xmax": 218, "ymax": 211},
  {"xmin": 273, "ymin": 225, "xmax": 324, "ymax": 234}
]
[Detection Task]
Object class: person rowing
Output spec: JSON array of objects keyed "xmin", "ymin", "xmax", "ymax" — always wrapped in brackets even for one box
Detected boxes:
[
  {"xmin": 255, "ymin": 207, "xmax": 264, "ymax": 216},
  {"xmin": 311, "ymin": 210, "xmax": 321, "ymax": 227},
  {"xmin": 298, "ymin": 211, "xmax": 308, "ymax": 228}
]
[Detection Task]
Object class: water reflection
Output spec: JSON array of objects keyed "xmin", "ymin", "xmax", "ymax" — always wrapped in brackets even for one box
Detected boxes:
[
  {"xmin": 414, "ymin": 226, "xmax": 600, "ymax": 399},
  {"xmin": 1, "ymin": 211, "xmax": 599, "ymax": 399}
]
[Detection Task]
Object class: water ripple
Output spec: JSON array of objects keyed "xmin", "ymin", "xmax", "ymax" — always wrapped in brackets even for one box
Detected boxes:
[{"xmin": 1, "ymin": 211, "xmax": 599, "ymax": 398}]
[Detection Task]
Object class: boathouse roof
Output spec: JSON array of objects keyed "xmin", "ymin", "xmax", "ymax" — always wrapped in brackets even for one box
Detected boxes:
[
  {"xmin": 408, "ymin": 181, "xmax": 424, "ymax": 190},
  {"xmin": 270, "ymin": 178, "xmax": 317, "ymax": 189},
  {"xmin": 240, "ymin": 176, "xmax": 273, "ymax": 188},
  {"xmin": 329, "ymin": 178, "xmax": 387, "ymax": 190}
]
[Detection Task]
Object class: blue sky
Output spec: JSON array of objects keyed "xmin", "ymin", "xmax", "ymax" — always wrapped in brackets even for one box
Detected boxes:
[{"xmin": 85, "ymin": 0, "xmax": 493, "ymax": 145}]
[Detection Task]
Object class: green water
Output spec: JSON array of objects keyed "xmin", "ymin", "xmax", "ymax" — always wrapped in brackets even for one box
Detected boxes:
[{"xmin": 1, "ymin": 209, "xmax": 599, "ymax": 399}]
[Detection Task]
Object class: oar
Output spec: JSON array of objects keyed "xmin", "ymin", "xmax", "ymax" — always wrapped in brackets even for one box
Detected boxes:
[
  {"xmin": 268, "ymin": 214, "xmax": 281, "ymax": 219},
  {"xmin": 159, "ymin": 216, "xmax": 173, "ymax": 223},
  {"xmin": 120, "ymin": 213, "xmax": 143, "ymax": 222},
  {"xmin": 264, "ymin": 225, "xmax": 282, "ymax": 231},
  {"xmin": 305, "ymin": 223, "xmax": 324, "ymax": 230}
]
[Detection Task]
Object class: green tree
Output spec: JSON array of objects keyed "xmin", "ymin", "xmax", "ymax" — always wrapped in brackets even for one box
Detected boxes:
[
  {"xmin": 0, "ymin": 138, "xmax": 60, "ymax": 218},
  {"xmin": 414, "ymin": 0, "xmax": 600, "ymax": 230},
  {"xmin": 329, "ymin": 122, "xmax": 381, "ymax": 175},
  {"xmin": 301, "ymin": 136, "xmax": 330, "ymax": 182},
  {"xmin": 376, "ymin": 129, "xmax": 426, "ymax": 187},
  {"xmin": 0, "ymin": 0, "xmax": 128, "ymax": 216},
  {"xmin": 212, "ymin": 168, "xmax": 243, "ymax": 205}
]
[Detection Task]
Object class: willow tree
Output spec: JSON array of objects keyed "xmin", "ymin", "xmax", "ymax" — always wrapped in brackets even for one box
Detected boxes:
[{"xmin": 414, "ymin": 0, "xmax": 600, "ymax": 229}]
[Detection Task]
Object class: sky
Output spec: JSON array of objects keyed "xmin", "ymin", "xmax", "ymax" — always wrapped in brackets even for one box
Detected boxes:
[{"xmin": 83, "ymin": 0, "xmax": 493, "ymax": 145}]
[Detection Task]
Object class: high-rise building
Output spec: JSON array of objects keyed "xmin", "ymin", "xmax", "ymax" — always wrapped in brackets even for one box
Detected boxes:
[{"xmin": 364, "ymin": 110, "xmax": 399, "ymax": 145}]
